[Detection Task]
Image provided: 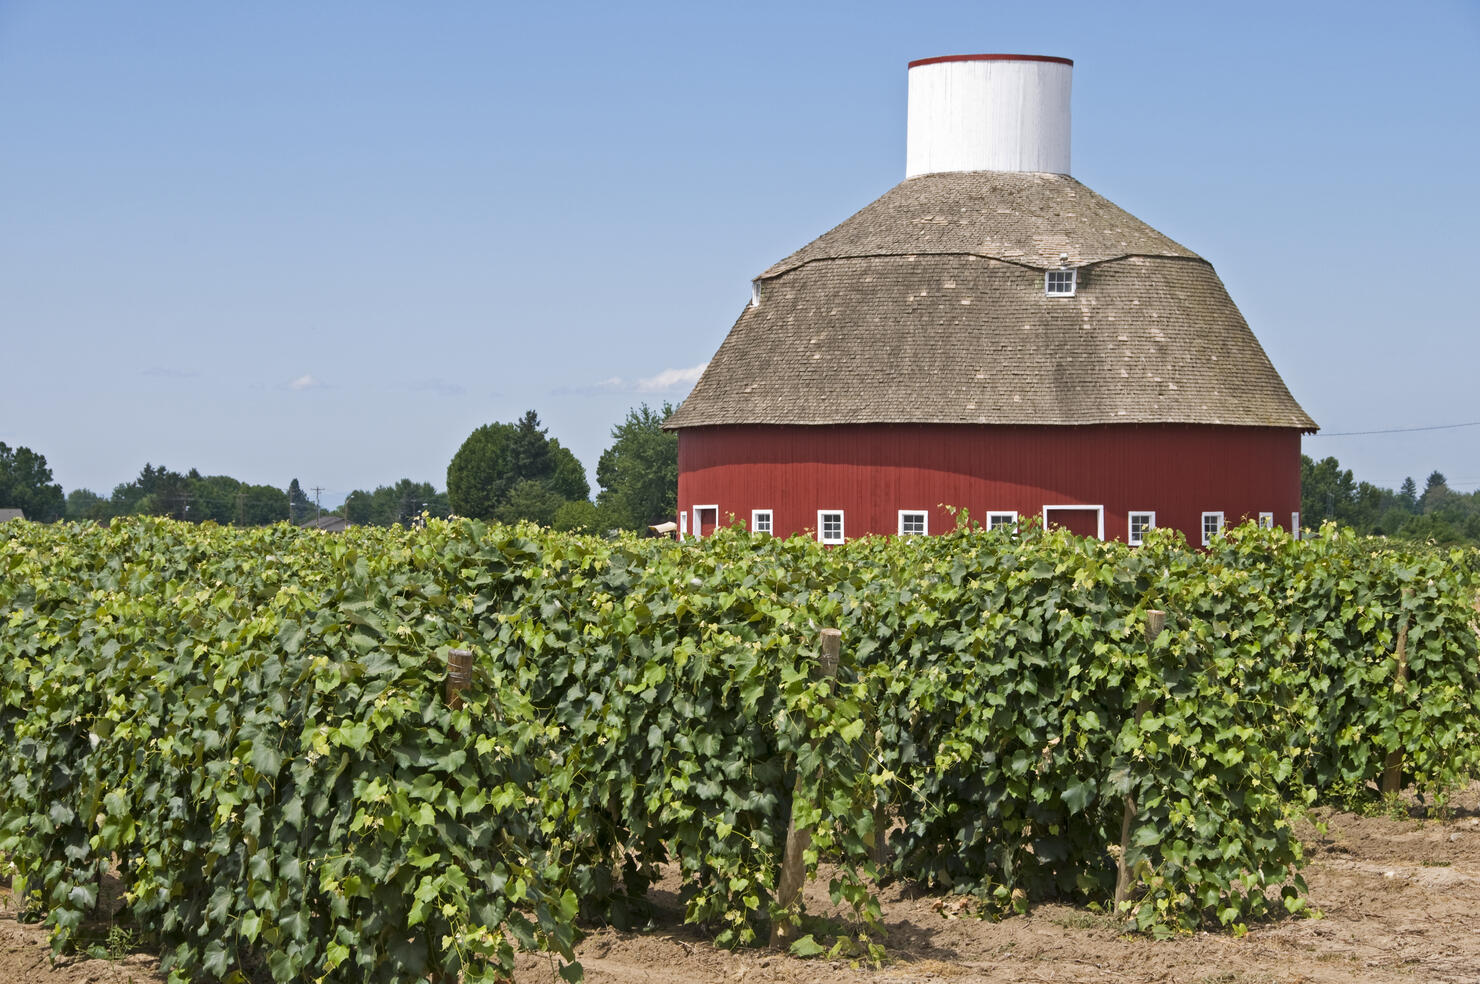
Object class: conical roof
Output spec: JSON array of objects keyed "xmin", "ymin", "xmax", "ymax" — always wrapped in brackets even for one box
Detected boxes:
[{"xmin": 666, "ymin": 170, "xmax": 1316, "ymax": 432}]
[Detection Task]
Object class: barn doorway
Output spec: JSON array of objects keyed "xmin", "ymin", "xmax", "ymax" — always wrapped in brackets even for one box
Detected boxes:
[
  {"xmin": 1042, "ymin": 504, "xmax": 1104, "ymax": 539},
  {"xmin": 693, "ymin": 505, "xmax": 719, "ymax": 537}
]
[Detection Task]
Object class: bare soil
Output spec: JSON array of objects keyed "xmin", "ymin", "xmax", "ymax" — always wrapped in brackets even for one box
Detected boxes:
[{"xmin": 5, "ymin": 786, "xmax": 1479, "ymax": 984}]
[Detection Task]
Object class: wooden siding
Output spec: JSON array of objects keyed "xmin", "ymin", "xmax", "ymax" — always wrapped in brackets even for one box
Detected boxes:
[{"xmin": 676, "ymin": 423, "xmax": 1302, "ymax": 543}]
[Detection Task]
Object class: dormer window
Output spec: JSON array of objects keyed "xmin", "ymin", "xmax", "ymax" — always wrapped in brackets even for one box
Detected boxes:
[{"xmin": 1046, "ymin": 269, "xmax": 1076, "ymax": 296}]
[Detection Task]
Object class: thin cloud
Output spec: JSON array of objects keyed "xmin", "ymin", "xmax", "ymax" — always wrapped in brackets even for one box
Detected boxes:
[
  {"xmin": 411, "ymin": 378, "xmax": 466, "ymax": 398},
  {"xmin": 550, "ymin": 364, "xmax": 707, "ymax": 397},
  {"xmin": 550, "ymin": 378, "xmax": 619, "ymax": 396},
  {"xmin": 636, "ymin": 363, "xmax": 707, "ymax": 392},
  {"xmin": 288, "ymin": 374, "xmax": 321, "ymax": 391}
]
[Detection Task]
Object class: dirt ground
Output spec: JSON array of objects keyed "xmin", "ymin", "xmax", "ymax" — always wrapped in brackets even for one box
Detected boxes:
[{"xmin": 4, "ymin": 786, "xmax": 1479, "ymax": 984}]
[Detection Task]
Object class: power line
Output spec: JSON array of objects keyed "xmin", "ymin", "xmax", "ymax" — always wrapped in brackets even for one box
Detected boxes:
[{"xmin": 1311, "ymin": 420, "xmax": 1480, "ymax": 438}]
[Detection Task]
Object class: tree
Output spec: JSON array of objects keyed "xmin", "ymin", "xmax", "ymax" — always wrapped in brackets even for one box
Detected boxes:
[
  {"xmin": 0, "ymin": 443, "xmax": 65, "ymax": 522},
  {"xmin": 288, "ymin": 479, "xmax": 314, "ymax": 525},
  {"xmin": 1397, "ymin": 476, "xmax": 1418, "ymax": 510},
  {"xmin": 1301, "ymin": 455, "xmax": 1358, "ymax": 527},
  {"xmin": 65, "ymin": 488, "xmax": 109, "ymax": 522},
  {"xmin": 509, "ymin": 411, "xmax": 552, "ymax": 487},
  {"xmin": 548, "ymin": 439, "xmax": 591, "ymax": 502},
  {"xmin": 496, "ymin": 479, "xmax": 565, "ymax": 527},
  {"xmin": 447, "ymin": 411, "xmax": 591, "ymax": 524},
  {"xmin": 552, "ymin": 499, "xmax": 606, "ymax": 533},
  {"xmin": 341, "ymin": 479, "xmax": 450, "ymax": 526},
  {"xmin": 447, "ymin": 422, "xmax": 518, "ymax": 520},
  {"xmin": 596, "ymin": 403, "xmax": 678, "ymax": 530},
  {"xmin": 92, "ymin": 464, "xmax": 287, "ymax": 525},
  {"xmin": 1420, "ymin": 471, "xmax": 1450, "ymax": 513},
  {"xmin": 1296, "ymin": 453, "xmax": 1480, "ymax": 546}
]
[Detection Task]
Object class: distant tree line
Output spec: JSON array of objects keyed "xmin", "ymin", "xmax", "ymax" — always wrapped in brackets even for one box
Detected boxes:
[
  {"xmin": 1302, "ymin": 454, "xmax": 1480, "ymax": 545},
  {"xmin": 63, "ymin": 464, "xmax": 290, "ymax": 525},
  {"xmin": 2, "ymin": 402, "xmax": 680, "ymax": 535},
  {"xmin": 444, "ymin": 404, "xmax": 676, "ymax": 533},
  {"xmin": 339, "ymin": 480, "xmax": 451, "ymax": 527}
]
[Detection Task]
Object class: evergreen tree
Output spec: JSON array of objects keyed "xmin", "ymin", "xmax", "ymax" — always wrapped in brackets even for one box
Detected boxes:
[
  {"xmin": 509, "ymin": 411, "xmax": 552, "ymax": 484},
  {"xmin": 288, "ymin": 478, "xmax": 314, "ymax": 524},
  {"xmin": 446, "ymin": 410, "xmax": 591, "ymax": 525},
  {"xmin": 1398, "ymin": 476, "xmax": 1418, "ymax": 509},
  {"xmin": 1421, "ymin": 471, "xmax": 1450, "ymax": 513}
]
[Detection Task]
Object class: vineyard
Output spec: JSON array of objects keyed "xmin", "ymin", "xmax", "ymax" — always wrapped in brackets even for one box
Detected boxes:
[{"xmin": 1, "ymin": 517, "xmax": 1478, "ymax": 984}]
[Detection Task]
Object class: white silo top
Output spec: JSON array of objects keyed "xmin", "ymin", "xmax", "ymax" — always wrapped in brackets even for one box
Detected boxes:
[{"xmin": 905, "ymin": 54, "xmax": 1073, "ymax": 178}]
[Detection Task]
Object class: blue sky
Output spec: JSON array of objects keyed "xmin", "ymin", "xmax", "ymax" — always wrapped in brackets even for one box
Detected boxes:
[{"xmin": 3, "ymin": 1, "xmax": 1477, "ymax": 506}]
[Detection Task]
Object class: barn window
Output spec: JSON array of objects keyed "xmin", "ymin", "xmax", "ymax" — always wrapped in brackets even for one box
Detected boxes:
[
  {"xmin": 752, "ymin": 509, "xmax": 773, "ymax": 534},
  {"xmin": 1258, "ymin": 512, "xmax": 1274, "ymax": 529},
  {"xmin": 1291, "ymin": 511, "xmax": 1301, "ymax": 540},
  {"xmin": 1045, "ymin": 269, "xmax": 1076, "ymax": 296},
  {"xmin": 818, "ymin": 510, "xmax": 844, "ymax": 544},
  {"xmin": 986, "ymin": 511, "xmax": 1017, "ymax": 533},
  {"xmin": 1201, "ymin": 511, "xmax": 1224, "ymax": 546},
  {"xmin": 1128, "ymin": 511, "xmax": 1155, "ymax": 546},
  {"xmin": 898, "ymin": 510, "xmax": 927, "ymax": 536}
]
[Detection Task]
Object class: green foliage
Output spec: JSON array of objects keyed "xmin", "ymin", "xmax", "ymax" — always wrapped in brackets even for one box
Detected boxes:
[
  {"xmin": 596, "ymin": 403, "xmax": 678, "ymax": 530},
  {"xmin": 94, "ymin": 464, "xmax": 288, "ymax": 525},
  {"xmin": 447, "ymin": 412, "xmax": 591, "ymax": 525},
  {"xmin": 496, "ymin": 479, "xmax": 566, "ymax": 527},
  {"xmin": 340, "ymin": 479, "xmax": 450, "ymax": 527},
  {"xmin": 1303, "ymin": 454, "xmax": 1480, "ymax": 544},
  {"xmin": 1, "ymin": 518, "xmax": 1477, "ymax": 984},
  {"xmin": 550, "ymin": 499, "xmax": 606, "ymax": 533},
  {"xmin": 548, "ymin": 440, "xmax": 591, "ymax": 503},
  {"xmin": 65, "ymin": 488, "xmax": 109, "ymax": 522},
  {"xmin": 287, "ymin": 478, "xmax": 313, "ymax": 525},
  {"xmin": 446, "ymin": 422, "xmax": 517, "ymax": 520},
  {"xmin": 0, "ymin": 442, "xmax": 65, "ymax": 522}
]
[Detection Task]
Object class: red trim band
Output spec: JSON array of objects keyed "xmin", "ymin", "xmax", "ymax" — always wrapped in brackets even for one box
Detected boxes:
[{"xmin": 908, "ymin": 53, "xmax": 1073, "ymax": 69}]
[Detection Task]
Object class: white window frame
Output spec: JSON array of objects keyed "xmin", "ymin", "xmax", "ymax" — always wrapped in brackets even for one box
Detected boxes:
[
  {"xmin": 1201, "ymin": 511, "xmax": 1225, "ymax": 546},
  {"xmin": 986, "ymin": 511, "xmax": 1018, "ymax": 533},
  {"xmin": 1291, "ymin": 511, "xmax": 1301, "ymax": 540},
  {"xmin": 897, "ymin": 510, "xmax": 928, "ymax": 536},
  {"xmin": 679, "ymin": 511, "xmax": 688, "ymax": 538},
  {"xmin": 1127, "ymin": 511, "xmax": 1155, "ymax": 547},
  {"xmin": 751, "ymin": 509, "xmax": 773, "ymax": 534},
  {"xmin": 692, "ymin": 504, "xmax": 718, "ymax": 538},
  {"xmin": 817, "ymin": 510, "xmax": 844, "ymax": 545},
  {"xmin": 1258, "ymin": 512, "xmax": 1274, "ymax": 529},
  {"xmin": 1041, "ymin": 504, "xmax": 1105, "ymax": 540},
  {"xmin": 1045, "ymin": 269, "xmax": 1077, "ymax": 297}
]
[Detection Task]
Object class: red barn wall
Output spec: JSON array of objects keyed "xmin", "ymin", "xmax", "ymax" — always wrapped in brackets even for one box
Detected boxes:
[{"xmin": 676, "ymin": 423, "xmax": 1302, "ymax": 543}]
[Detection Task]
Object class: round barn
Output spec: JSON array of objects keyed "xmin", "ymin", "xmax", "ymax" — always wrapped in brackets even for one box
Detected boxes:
[{"xmin": 664, "ymin": 54, "xmax": 1316, "ymax": 546}]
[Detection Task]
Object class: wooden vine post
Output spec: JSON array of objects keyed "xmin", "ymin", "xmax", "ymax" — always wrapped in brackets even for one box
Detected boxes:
[
  {"xmin": 1381, "ymin": 592, "xmax": 1413, "ymax": 795},
  {"xmin": 434, "ymin": 649, "xmax": 476, "ymax": 984},
  {"xmin": 1116, "ymin": 609, "xmax": 1163, "ymax": 909},
  {"xmin": 446, "ymin": 648, "xmax": 472, "ymax": 710},
  {"xmin": 771, "ymin": 628, "xmax": 840, "ymax": 949}
]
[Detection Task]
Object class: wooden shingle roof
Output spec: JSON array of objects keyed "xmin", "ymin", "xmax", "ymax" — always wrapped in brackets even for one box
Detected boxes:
[
  {"xmin": 760, "ymin": 171, "xmax": 1197, "ymax": 278},
  {"xmin": 667, "ymin": 171, "xmax": 1315, "ymax": 431}
]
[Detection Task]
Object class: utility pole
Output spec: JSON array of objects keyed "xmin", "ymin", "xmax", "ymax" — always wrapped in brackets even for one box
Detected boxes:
[
  {"xmin": 312, "ymin": 486, "xmax": 324, "ymax": 522},
  {"xmin": 236, "ymin": 491, "xmax": 246, "ymax": 526}
]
